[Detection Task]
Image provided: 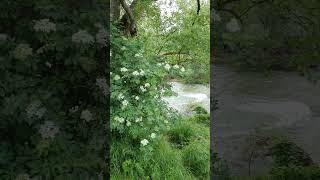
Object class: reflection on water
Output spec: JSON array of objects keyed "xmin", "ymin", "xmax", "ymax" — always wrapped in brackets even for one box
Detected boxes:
[{"xmin": 213, "ymin": 64, "xmax": 320, "ymax": 176}]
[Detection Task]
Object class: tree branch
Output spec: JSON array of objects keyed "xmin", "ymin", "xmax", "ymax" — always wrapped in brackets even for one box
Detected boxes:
[
  {"xmin": 118, "ymin": 0, "xmax": 137, "ymax": 36},
  {"xmin": 196, "ymin": 0, "xmax": 201, "ymax": 15}
]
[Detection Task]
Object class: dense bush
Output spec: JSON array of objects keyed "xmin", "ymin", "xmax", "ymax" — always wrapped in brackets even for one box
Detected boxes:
[
  {"xmin": 110, "ymin": 26, "xmax": 191, "ymax": 178},
  {"xmin": 269, "ymin": 140, "xmax": 314, "ymax": 168},
  {"xmin": 0, "ymin": 0, "xmax": 108, "ymax": 179}
]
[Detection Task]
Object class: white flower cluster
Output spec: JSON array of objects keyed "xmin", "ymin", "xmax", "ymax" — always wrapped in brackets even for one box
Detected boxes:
[
  {"xmin": 140, "ymin": 132, "xmax": 156, "ymax": 146},
  {"xmin": 157, "ymin": 62, "xmax": 185, "ymax": 73},
  {"xmin": 120, "ymin": 67, "xmax": 128, "ymax": 72},
  {"xmin": 26, "ymin": 100, "xmax": 46, "ymax": 119},
  {"xmin": 141, "ymin": 139, "xmax": 149, "ymax": 146},
  {"xmin": 135, "ymin": 117, "xmax": 143, "ymax": 123},
  {"xmin": 69, "ymin": 105, "xmax": 79, "ymax": 113},
  {"xmin": 72, "ymin": 30, "xmax": 95, "ymax": 44},
  {"xmin": 39, "ymin": 121, "xmax": 59, "ymax": 139},
  {"xmin": 134, "ymin": 53, "xmax": 143, "ymax": 58},
  {"xmin": 33, "ymin": 19, "xmax": 56, "ymax": 33},
  {"xmin": 96, "ymin": 28, "xmax": 108, "ymax": 46},
  {"xmin": 150, "ymin": 133, "xmax": 156, "ymax": 139},
  {"xmin": 96, "ymin": 77, "xmax": 109, "ymax": 96},
  {"xmin": 122, "ymin": 100, "xmax": 129, "ymax": 107},
  {"xmin": 164, "ymin": 63, "xmax": 171, "ymax": 70},
  {"xmin": 45, "ymin": 61, "xmax": 52, "ymax": 68},
  {"xmin": 226, "ymin": 18, "xmax": 241, "ymax": 33},
  {"xmin": 13, "ymin": 43, "xmax": 33, "ymax": 60},
  {"xmin": 114, "ymin": 116, "xmax": 125, "ymax": 123},
  {"xmin": 80, "ymin": 109, "xmax": 94, "ymax": 122},
  {"xmin": 113, "ymin": 74, "xmax": 121, "ymax": 81},
  {"xmin": 15, "ymin": 173, "xmax": 30, "ymax": 180},
  {"xmin": 132, "ymin": 69, "xmax": 145, "ymax": 76}
]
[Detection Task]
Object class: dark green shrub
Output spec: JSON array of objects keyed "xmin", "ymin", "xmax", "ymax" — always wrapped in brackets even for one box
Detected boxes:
[
  {"xmin": 269, "ymin": 140, "xmax": 314, "ymax": 167},
  {"xmin": 0, "ymin": 0, "xmax": 108, "ymax": 178}
]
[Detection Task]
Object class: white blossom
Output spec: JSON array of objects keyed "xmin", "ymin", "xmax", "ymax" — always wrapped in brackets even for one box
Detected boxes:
[
  {"xmin": 121, "ymin": 46, "xmax": 127, "ymax": 51},
  {"xmin": 72, "ymin": 30, "xmax": 94, "ymax": 44},
  {"xmin": 139, "ymin": 69, "xmax": 145, "ymax": 76},
  {"xmin": 80, "ymin": 109, "xmax": 93, "ymax": 122},
  {"xmin": 164, "ymin": 64, "xmax": 171, "ymax": 70},
  {"xmin": 45, "ymin": 61, "xmax": 52, "ymax": 68},
  {"xmin": 140, "ymin": 86, "xmax": 147, "ymax": 92},
  {"xmin": 39, "ymin": 121, "xmax": 59, "ymax": 139},
  {"xmin": 135, "ymin": 96, "xmax": 139, "ymax": 100},
  {"xmin": 141, "ymin": 139, "xmax": 149, "ymax": 146},
  {"xmin": 95, "ymin": 28, "xmax": 108, "ymax": 46},
  {"xmin": 134, "ymin": 53, "xmax": 143, "ymax": 58},
  {"xmin": 33, "ymin": 19, "xmax": 56, "ymax": 33},
  {"xmin": 114, "ymin": 116, "xmax": 125, "ymax": 123},
  {"xmin": 118, "ymin": 93, "xmax": 124, "ymax": 100},
  {"xmin": 144, "ymin": 83, "xmax": 150, "ymax": 88},
  {"xmin": 96, "ymin": 77, "xmax": 109, "ymax": 96},
  {"xmin": 26, "ymin": 100, "xmax": 46, "ymax": 119},
  {"xmin": 114, "ymin": 75, "xmax": 121, "ymax": 80},
  {"xmin": 180, "ymin": 67, "xmax": 185, "ymax": 73},
  {"xmin": 164, "ymin": 120, "xmax": 169, "ymax": 124},
  {"xmin": 132, "ymin": 71, "xmax": 140, "ymax": 76},
  {"xmin": 122, "ymin": 100, "xmax": 129, "ymax": 107},
  {"xmin": 120, "ymin": 67, "xmax": 128, "ymax": 72},
  {"xmin": 69, "ymin": 106, "xmax": 79, "ymax": 113},
  {"xmin": 135, "ymin": 117, "xmax": 142, "ymax": 123},
  {"xmin": 13, "ymin": 43, "xmax": 33, "ymax": 60},
  {"xmin": 150, "ymin": 133, "xmax": 156, "ymax": 139},
  {"xmin": 173, "ymin": 64, "xmax": 179, "ymax": 69},
  {"xmin": 226, "ymin": 18, "xmax": 241, "ymax": 32},
  {"xmin": 126, "ymin": 121, "xmax": 131, "ymax": 127}
]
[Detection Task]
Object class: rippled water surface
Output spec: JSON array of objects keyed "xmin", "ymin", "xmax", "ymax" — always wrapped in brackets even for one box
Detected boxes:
[
  {"xmin": 163, "ymin": 82, "xmax": 210, "ymax": 115},
  {"xmin": 164, "ymin": 65, "xmax": 320, "ymax": 176},
  {"xmin": 213, "ymin": 64, "xmax": 320, "ymax": 175}
]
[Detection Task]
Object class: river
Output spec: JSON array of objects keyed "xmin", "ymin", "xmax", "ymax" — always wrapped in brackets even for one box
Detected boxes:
[{"xmin": 164, "ymin": 64, "xmax": 320, "ymax": 176}]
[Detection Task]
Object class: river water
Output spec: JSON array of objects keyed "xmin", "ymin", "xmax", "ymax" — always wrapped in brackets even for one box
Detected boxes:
[
  {"xmin": 163, "ymin": 81, "xmax": 210, "ymax": 115},
  {"xmin": 164, "ymin": 64, "xmax": 320, "ymax": 176}
]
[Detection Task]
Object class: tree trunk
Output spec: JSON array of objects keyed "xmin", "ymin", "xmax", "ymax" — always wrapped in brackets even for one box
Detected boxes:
[{"xmin": 111, "ymin": 0, "xmax": 120, "ymax": 21}]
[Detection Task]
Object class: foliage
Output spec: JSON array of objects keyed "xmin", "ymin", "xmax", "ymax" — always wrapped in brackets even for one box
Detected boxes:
[
  {"xmin": 213, "ymin": 0, "xmax": 320, "ymax": 75},
  {"xmin": 138, "ymin": 0, "xmax": 210, "ymax": 84},
  {"xmin": 269, "ymin": 140, "xmax": 314, "ymax": 168},
  {"xmin": 110, "ymin": 25, "xmax": 202, "ymax": 178},
  {"xmin": 0, "ymin": 0, "xmax": 108, "ymax": 179},
  {"xmin": 212, "ymin": 153, "xmax": 232, "ymax": 180},
  {"xmin": 269, "ymin": 166, "xmax": 320, "ymax": 180}
]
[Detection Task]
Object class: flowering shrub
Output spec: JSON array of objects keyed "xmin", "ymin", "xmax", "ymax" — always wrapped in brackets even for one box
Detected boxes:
[
  {"xmin": 0, "ymin": 1, "xmax": 108, "ymax": 179},
  {"xmin": 110, "ymin": 26, "xmax": 187, "ymax": 176}
]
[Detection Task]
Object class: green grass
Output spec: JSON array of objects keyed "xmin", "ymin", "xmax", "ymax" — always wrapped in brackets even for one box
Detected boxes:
[{"xmin": 111, "ymin": 114, "xmax": 210, "ymax": 179}]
